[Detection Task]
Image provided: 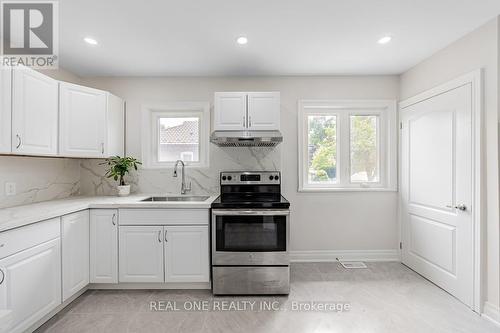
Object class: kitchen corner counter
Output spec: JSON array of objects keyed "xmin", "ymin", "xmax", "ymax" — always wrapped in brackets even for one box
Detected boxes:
[{"xmin": 0, "ymin": 194, "xmax": 218, "ymax": 233}]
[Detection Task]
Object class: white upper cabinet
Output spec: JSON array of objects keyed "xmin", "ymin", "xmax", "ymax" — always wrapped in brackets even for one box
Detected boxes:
[
  {"xmin": 11, "ymin": 67, "xmax": 59, "ymax": 156},
  {"xmin": 106, "ymin": 94, "xmax": 125, "ymax": 157},
  {"xmin": 247, "ymin": 92, "xmax": 280, "ymax": 130},
  {"xmin": 59, "ymin": 83, "xmax": 107, "ymax": 157},
  {"xmin": 0, "ymin": 68, "xmax": 12, "ymax": 153},
  {"xmin": 61, "ymin": 210, "xmax": 89, "ymax": 302},
  {"xmin": 214, "ymin": 92, "xmax": 247, "ymax": 130},
  {"xmin": 214, "ymin": 92, "xmax": 280, "ymax": 131}
]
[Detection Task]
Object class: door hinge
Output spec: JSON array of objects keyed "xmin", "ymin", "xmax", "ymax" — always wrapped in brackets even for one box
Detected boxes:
[{"xmin": 399, "ymin": 242, "xmax": 402, "ymax": 250}]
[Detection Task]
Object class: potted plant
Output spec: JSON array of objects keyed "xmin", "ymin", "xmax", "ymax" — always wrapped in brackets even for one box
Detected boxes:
[{"xmin": 100, "ymin": 156, "xmax": 142, "ymax": 196}]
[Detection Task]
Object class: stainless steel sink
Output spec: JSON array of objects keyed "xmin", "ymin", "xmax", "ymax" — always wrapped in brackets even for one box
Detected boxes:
[{"xmin": 140, "ymin": 196, "xmax": 210, "ymax": 202}]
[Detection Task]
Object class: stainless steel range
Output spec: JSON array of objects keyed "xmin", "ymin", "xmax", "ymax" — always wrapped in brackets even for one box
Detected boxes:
[{"xmin": 211, "ymin": 171, "xmax": 290, "ymax": 295}]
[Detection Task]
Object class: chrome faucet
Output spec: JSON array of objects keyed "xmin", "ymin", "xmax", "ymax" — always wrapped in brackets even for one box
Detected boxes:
[{"xmin": 173, "ymin": 160, "xmax": 191, "ymax": 195}]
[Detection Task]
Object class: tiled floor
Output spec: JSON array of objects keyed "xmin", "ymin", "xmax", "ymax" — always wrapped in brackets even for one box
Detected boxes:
[{"xmin": 36, "ymin": 262, "xmax": 498, "ymax": 333}]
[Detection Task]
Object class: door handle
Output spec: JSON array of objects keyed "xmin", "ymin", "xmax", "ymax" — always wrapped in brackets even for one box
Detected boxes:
[
  {"xmin": 164, "ymin": 230, "xmax": 168, "ymax": 242},
  {"xmin": 15, "ymin": 134, "xmax": 21, "ymax": 149},
  {"xmin": 111, "ymin": 213, "xmax": 116, "ymax": 226},
  {"xmin": 158, "ymin": 230, "xmax": 162, "ymax": 243},
  {"xmin": 446, "ymin": 204, "xmax": 467, "ymax": 211},
  {"xmin": 101, "ymin": 143, "xmax": 104, "ymax": 155},
  {"xmin": 243, "ymin": 115, "xmax": 246, "ymax": 128},
  {"xmin": 248, "ymin": 116, "xmax": 252, "ymax": 127},
  {"xmin": 0, "ymin": 269, "xmax": 4, "ymax": 285}
]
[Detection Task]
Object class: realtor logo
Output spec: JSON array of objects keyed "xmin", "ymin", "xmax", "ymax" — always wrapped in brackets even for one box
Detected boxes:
[{"xmin": 1, "ymin": 1, "xmax": 59, "ymax": 68}]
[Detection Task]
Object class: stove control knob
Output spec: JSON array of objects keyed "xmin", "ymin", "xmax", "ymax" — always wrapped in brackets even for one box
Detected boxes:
[
  {"xmin": 269, "ymin": 175, "xmax": 274, "ymax": 180},
  {"xmin": 274, "ymin": 175, "xmax": 280, "ymax": 180},
  {"xmin": 227, "ymin": 176, "xmax": 232, "ymax": 181},
  {"xmin": 222, "ymin": 176, "xmax": 227, "ymax": 181}
]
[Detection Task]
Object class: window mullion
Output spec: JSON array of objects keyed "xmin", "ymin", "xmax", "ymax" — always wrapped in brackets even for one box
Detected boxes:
[{"xmin": 340, "ymin": 112, "xmax": 350, "ymax": 188}]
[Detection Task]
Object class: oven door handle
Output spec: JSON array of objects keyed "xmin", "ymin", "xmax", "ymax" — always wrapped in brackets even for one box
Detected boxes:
[{"xmin": 212, "ymin": 210, "xmax": 290, "ymax": 216}]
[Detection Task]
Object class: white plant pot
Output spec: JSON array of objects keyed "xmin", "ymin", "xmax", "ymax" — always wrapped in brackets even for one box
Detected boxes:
[{"xmin": 117, "ymin": 185, "xmax": 131, "ymax": 197}]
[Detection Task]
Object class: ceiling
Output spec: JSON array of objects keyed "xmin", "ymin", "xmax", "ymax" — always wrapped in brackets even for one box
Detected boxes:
[{"xmin": 59, "ymin": 0, "xmax": 500, "ymax": 77}]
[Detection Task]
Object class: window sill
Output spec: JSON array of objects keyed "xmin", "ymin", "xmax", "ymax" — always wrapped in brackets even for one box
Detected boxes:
[{"xmin": 297, "ymin": 187, "xmax": 397, "ymax": 193}]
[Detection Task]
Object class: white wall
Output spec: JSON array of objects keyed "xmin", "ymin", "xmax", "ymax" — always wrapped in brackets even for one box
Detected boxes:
[
  {"xmin": 80, "ymin": 75, "xmax": 400, "ymax": 253},
  {"xmin": 400, "ymin": 18, "xmax": 500, "ymax": 313}
]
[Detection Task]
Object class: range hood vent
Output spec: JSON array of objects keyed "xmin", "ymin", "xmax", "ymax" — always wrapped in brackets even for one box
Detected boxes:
[{"xmin": 210, "ymin": 131, "xmax": 283, "ymax": 147}]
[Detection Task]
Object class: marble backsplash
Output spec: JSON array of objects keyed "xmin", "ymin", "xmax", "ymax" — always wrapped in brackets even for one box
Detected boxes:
[
  {"xmin": 0, "ymin": 156, "xmax": 80, "ymax": 209},
  {"xmin": 79, "ymin": 146, "xmax": 281, "ymax": 196},
  {"xmin": 0, "ymin": 146, "xmax": 280, "ymax": 209}
]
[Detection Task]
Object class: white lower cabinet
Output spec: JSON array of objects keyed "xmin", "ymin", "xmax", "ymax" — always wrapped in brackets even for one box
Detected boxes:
[
  {"xmin": 164, "ymin": 226, "xmax": 209, "ymax": 283},
  {"xmin": 61, "ymin": 211, "xmax": 89, "ymax": 301},
  {"xmin": 0, "ymin": 219, "xmax": 61, "ymax": 333},
  {"xmin": 90, "ymin": 209, "xmax": 118, "ymax": 284},
  {"xmin": 117, "ymin": 209, "xmax": 210, "ymax": 284},
  {"xmin": 119, "ymin": 226, "xmax": 164, "ymax": 283}
]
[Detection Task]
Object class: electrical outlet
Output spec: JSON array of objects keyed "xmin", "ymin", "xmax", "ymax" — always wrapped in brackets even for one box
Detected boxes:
[{"xmin": 5, "ymin": 182, "xmax": 16, "ymax": 196}]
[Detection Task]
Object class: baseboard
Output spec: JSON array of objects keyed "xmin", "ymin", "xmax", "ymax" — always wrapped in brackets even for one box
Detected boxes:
[
  {"xmin": 482, "ymin": 301, "xmax": 500, "ymax": 327},
  {"xmin": 89, "ymin": 282, "xmax": 211, "ymax": 290},
  {"xmin": 290, "ymin": 249, "xmax": 401, "ymax": 262}
]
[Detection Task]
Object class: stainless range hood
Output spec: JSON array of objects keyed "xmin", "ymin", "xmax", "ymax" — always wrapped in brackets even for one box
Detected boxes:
[{"xmin": 210, "ymin": 130, "xmax": 283, "ymax": 147}]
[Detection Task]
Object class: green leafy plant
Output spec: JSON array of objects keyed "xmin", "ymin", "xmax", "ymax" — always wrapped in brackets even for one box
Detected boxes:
[{"xmin": 100, "ymin": 156, "xmax": 142, "ymax": 186}]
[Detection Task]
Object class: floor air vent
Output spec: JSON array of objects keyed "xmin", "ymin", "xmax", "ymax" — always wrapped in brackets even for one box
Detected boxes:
[{"xmin": 336, "ymin": 258, "xmax": 368, "ymax": 269}]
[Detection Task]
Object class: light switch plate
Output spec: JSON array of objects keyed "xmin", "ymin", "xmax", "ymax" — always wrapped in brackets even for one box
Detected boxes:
[{"xmin": 5, "ymin": 182, "xmax": 16, "ymax": 196}]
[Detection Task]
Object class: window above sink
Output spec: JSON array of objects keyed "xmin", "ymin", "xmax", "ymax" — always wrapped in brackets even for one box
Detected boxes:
[{"xmin": 141, "ymin": 102, "xmax": 210, "ymax": 169}]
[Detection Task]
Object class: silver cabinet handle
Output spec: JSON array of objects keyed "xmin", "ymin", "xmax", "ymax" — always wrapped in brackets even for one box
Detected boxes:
[
  {"xmin": 15, "ymin": 134, "xmax": 21, "ymax": 149},
  {"xmin": 0, "ymin": 269, "xmax": 4, "ymax": 285},
  {"xmin": 158, "ymin": 230, "xmax": 162, "ymax": 243},
  {"xmin": 243, "ymin": 115, "xmax": 246, "ymax": 127},
  {"xmin": 101, "ymin": 143, "xmax": 104, "ymax": 154},
  {"xmin": 249, "ymin": 116, "xmax": 252, "ymax": 127},
  {"xmin": 446, "ymin": 204, "xmax": 467, "ymax": 211},
  {"xmin": 111, "ymin": 213, "xmax": 116, "ymax": 226},
  {"xmin": 164, "ymin": 230, "xmax": 168, "ymax": 242}
]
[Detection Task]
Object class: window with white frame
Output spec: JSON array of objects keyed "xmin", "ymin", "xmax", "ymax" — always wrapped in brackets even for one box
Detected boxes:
[
  {"xmin": 298, "ymin": 100, "xmax": 397, "ymax": 191},
  {"xmin": 142, "ymin": 103, "xmax": 210, "ymax": 168}
]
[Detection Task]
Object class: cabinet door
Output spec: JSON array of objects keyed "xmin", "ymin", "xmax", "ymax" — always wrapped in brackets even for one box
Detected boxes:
[
  {"xmin": 164, "ymin": 226, "xmax": 209, "ymax": 283},
  {"xmin": 90, "ymin": 209, "xmax": 118, "ymax": 284},
  {"xmin": 247, "ymin": 92, "xmax": 280, "ymax": 130},
  {"xmin": 59, "ymin": 82, "xmax": 107, "ymax": 157},
  {"xmin": 119, "ymin": 226, "xmax": 164, "ymax": 283},
  {"xmin": 62, "ymin": 211, "xmax": 89, "ymax": 301},
  {"xmin": 0, "ymin": 238, "xmax": 61, "ymax": 333},
  {"xmin": 214, "ymin": 92, "xmax": 247, "ymax": 130},
  {"xmin": 0, "ymin": 67, "xmax": 12, "ymax": 153},
  {"xmin": 106, "ymin": 94, "xmax": 125, "ymax": 157},
  {"xmin": 11, "ymin": 67, "xmax": 58, "ymax": 156}
]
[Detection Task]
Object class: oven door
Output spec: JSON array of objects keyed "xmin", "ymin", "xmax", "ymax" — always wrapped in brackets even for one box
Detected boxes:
[{"xmin": 212, "ymin": 209, "xmax": 289, "ymax": 266}]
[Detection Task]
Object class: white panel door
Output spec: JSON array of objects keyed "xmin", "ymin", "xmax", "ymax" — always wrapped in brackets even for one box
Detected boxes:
[
  {"xmin": 0, "ymin": 238, "xmax": 61, "ymax": 333},
  {"xmin": 90, "ymin": 209, "xmax": 118, "ymax": 284},
  {"xmin": 164, "ymin": 226, "xmax": 209, "ymax": 283},
  {"xmin": 62, "ymin": 210, "xmax": 89, "ymax": 301},
  {"xmin": 0, "ymin": 68, "xmax": 12, "ymax": 153},
  {"xmin": 119, "ymin": 226, "xmax": 164, "ymax": 283},
  {"xmin": 214, "ymin": 92, "xmax": 247, "ymax": 130},
  {"xmin": 401, "ymin": 84, "xmax": 473, "ymax": 306},
  {"xmin": 247, "ymin": 92, "xmax": 280, "ymax": 130},
  {"xmin": 106, "ymin": 93, "xmax": 125, "ymax": 157},
  {"xmin": 59, "ymin": 82, "xmax": 107, "ymax": 157},
  {"xmin": 12, "ymin": 67, "xmax": 58, "ymax": 156}
]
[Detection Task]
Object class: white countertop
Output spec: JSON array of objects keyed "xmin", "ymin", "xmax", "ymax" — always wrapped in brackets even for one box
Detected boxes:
[{"xmin": 0, "ymin": 194, "xmax": 218, "ymax": 233}]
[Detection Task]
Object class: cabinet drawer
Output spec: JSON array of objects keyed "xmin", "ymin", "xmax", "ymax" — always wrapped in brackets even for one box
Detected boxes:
[
  {"xmin": 0, "ymin": 218, "xmax": 60, "ymax": 260},
  {"xmin": 119, "ymin": 209, "xmax": 209, "ymax": 225}
]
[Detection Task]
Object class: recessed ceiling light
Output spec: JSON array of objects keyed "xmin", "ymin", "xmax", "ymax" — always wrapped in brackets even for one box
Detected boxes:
[
  {"xmin": 84, "ymin": 37, "xmax": 98, "ymax": 45},
  {"xmin": 377, "ymin": 36, "xmax": 392, "ymax": 45},
  {"xmin": 236, "ymin": 36, "xmax": 248, "ymax": 45}
]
